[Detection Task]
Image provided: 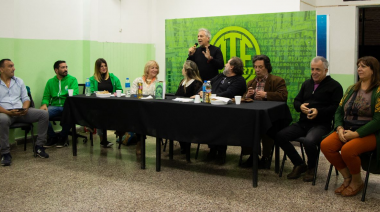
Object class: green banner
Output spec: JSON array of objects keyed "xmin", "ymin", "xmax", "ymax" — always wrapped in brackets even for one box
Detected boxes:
[{"xmin": 166, "ymin": 11, "xmax": 316, "ymax": 122}]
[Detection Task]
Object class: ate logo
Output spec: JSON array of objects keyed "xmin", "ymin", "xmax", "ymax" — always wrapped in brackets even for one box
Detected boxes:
[{"xmin": 211, "ymin": 26, "xmax": 260, "ymax": 81}]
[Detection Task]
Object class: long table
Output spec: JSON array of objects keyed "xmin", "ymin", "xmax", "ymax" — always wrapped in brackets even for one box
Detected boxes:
[{"xmin": 62, "ymin": 94, "xmax": 292, "ymax": 187}]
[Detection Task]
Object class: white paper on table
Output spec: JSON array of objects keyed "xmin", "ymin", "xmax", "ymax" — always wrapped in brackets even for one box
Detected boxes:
[
  {"xmin": 172, "ymin": 98, "xmax": 194, "ymax": 102},
  {"xmin": 141, "ymin": 95, "xmax": 154, "ymax": 99}
]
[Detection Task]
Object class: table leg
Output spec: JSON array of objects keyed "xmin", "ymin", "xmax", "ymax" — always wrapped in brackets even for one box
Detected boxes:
[
  {"xmin": 156, "ymin": 137, "xmax": 161, "ymax": 172},
  {"xmin": 141, "ymin": 134, "xmax": 146, "ymax": 169},
  {"xmin": 102, "ymin": 129, "xmax": 107, "ymax": 142},
  {"xmin": 169, "ymin": 140, "xmax": 173, "ymax": 160},
  {"xmin": 252, "ymin": 146, "xmax": 258, "ymax": 187},
  {"xmin": 275, "ymin": 143, "xmax": 279, "ymax": 173},
  {"xmin": 186, "ymin": 143, "xmax": 191, "ymax": 162},
  {"xmin": 72, "ymin": 124, "xmax": 77, "ymax": 156}
]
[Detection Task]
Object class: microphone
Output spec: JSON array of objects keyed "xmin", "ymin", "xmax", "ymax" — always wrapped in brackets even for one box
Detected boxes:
[{"xmin": 194, "ymin": 43, "xmax": 198, "ymax": 48}]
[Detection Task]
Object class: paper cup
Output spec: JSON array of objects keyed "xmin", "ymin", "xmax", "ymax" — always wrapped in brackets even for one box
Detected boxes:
[
  {"xmin": 194, "ymin": 95, "xmax": 201, "ymax": 103},
  {"xmin": 68, "ymin": 89, "xmax": 74, "ymax": 96},
  {"xmin": 116, "ymin": 90, "xmax": 122, "ymax": 97},
  {"xmin": 211, "ymin": 94, "xmax": 216, "ymax": 98},
  {"xmin": 235, "ymin": 96, "xmax": 242, "ymax": 105}
]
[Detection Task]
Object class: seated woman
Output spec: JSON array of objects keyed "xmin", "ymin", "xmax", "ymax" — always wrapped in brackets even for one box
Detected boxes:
[
  {"xmin": 175, "ymin": 60, "xmax": 203, "ymax": 153},
  {"xmin": 129, "ymin": 60, "xmax": 159, "ymax": 154},
  {"xmin": 175, "ymin": 60, "xmax": 203, "ymax": 97},
  {"xmin": 321, "ymin": 56, "xmax": 380, "ymax": 197},
  {"xmin": 131, "ymin": 60, "xmax": 159, "ymax": 96},
  {"xmin": 89, "ymin": 58, "xmax": 122, "ymax": 148}
]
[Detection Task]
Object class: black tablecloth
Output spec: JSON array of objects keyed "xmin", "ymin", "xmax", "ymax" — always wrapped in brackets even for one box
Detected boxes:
[
  {"xmin": 62, "ymin": 95, "xmax": 292, "ymax": 150},
  {"xmin": 62, "ymin": 94, "xmax": 292, "ymax": 187}
]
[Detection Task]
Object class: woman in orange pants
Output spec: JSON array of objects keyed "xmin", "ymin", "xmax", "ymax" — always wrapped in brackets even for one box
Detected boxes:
[{"xmin": 321, "ymin": 56, "xmax": 380, "ymax": 197}]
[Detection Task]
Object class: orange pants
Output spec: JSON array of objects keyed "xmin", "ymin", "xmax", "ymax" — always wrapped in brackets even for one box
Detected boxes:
[{"xmin": 320, "ymin": 132, "xmax": 376, "ymax": 175}]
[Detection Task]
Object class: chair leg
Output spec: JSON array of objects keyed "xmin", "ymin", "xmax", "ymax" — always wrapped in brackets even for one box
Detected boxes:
[
  {"xmin": 279, "ymin": 154, "xmax": 287, "ymax": 177},
  {"xmin": 361, "ymin": 152, "xmax": 373, "ymax": 202},
  {"xmin": 30, "ymin": 126, "xmax": 36, "ymax": 157},
  {"xmin": 24, "ymin": 129, "xmax": 28, "ymax": 151},
  {"xmin": 195, "ymin": 143, "xmax": 200, "ymax": 160},
  {"xmin": 324, "ymin": 164, "xmax": 334, "ymax": 190},
  {"xmin": 300, "ymin": 142, "xmax": 305, "ymax": 163},
  {"xmin": 312, "ymin": 146, "xmax": 321, "ymax": 186}
]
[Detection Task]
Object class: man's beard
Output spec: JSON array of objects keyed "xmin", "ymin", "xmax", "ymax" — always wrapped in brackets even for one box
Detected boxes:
[{"xmin": 223, "ymin": 67, "xmax": 229, "ymax": 76}]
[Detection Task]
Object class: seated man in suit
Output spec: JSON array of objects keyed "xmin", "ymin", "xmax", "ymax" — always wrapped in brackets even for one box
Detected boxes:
[
  {"xmin": 0, "ymin": 59, "xmax": 50, "ymax": 166},
  {"xmin": 240, "ymin": 55, "xmax": 288, "ymax": 169},
  {"xmin": 40, "ymin": 60, "xmax": 78, "ymax": 148}
]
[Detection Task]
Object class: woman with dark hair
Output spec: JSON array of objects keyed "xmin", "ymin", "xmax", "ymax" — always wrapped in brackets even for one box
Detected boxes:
[
  {"xmin": 89, "ymin": 58, "xmax": 122, "ymax": 148},
  {"xmin": 321, "ymin": 56, "xmax": 380, "ymax": 197},
  {"xmin": 175, "ymin": 60, "xmax": 203, "ymax": 97}
]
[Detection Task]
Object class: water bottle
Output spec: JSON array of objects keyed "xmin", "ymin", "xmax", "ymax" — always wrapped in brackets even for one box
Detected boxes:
[
  {"xmin": 205, "ymin": 81, "xmax": 212, "ymax": 103},
  {"xmin": 202, "ymin": 80, "xmax": 207, "ymax": 102},
  {"xmin": 125, "ymin": 78, "xmax": 131, "ymax": 97},
  {"xmin": 137, "ymin": 80, "xmax": 143, "ymax": 99},
  {"xmin": 85, "ymin": 78, "xmax": 91, "ymax": 96}
]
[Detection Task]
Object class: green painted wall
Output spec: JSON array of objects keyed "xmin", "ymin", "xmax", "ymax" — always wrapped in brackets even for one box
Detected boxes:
[
  {"xmin": 330, "ymin": 73, "xmax": 355, "ymax": 93},
  {"xmin": 0, "ymin": 38, "xmax": 155, "ymax": 143}
]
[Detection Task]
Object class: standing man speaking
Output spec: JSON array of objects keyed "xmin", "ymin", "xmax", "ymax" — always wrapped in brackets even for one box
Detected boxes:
[{"xmin": 187, "ymin": 28, "xmax": 224, "ymax": 81}]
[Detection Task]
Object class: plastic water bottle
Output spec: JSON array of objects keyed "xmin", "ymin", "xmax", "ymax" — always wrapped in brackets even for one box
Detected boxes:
[
  {"xmin": 85, "ymin": 78, "xmax": 91, "ymax": 96},
  {"xmin": 202, "ymin": 80, "xmax": 207, "ymax": 102},
  {"xmin": 205, "ymin": 81, "xmax": 212, "ymax": 103},
  {"xmin": 125, "ymin": 78, "xmax": 131, "ymax": 97}
]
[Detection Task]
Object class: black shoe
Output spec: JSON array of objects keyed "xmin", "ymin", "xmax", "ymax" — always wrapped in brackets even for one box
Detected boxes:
[
  {"xmin": 44, "ymin": 137, "xmax": 58, "ymax": 148},
  {"xmin": 56, "ymin": 136, "xmax": 68, "ymax": 148},
  {"xmin": 258, "ymin": 156, "xmax": 272, "ymax": 169},
  {"xmin": 100, "ymin": 141, "xmax": 113, "ymax": 148},
  {"xmin": 240, "ymin": 155, "xmax": 253, "ymax": 168},
  {"xmin": 35, "ymin": 145, "xmax": 49, "ymax": 158},
  {"xmin": 204, "ymin": 148, "xmax": 217, "ymax": 162},
  {"xmin": 1, "ymin": 153, "xmax": 12, "ymax": 166},
  {"xmin": 303, "ymin": 168, "xmax": 315, "ymax": 182},
  {"xmin": 287, "ymin": 163, "xmax": 308, "ymax": 179}
]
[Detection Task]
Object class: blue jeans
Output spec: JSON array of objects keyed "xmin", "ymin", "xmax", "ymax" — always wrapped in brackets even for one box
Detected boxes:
[{"xmin": 47, "ymin": 106, "xmax": 70, "ymax": 138}]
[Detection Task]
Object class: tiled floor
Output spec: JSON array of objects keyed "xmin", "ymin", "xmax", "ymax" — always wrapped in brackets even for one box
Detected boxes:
[{"xmin": 1, "ymin": 131, "xmax": 379, "ymax": 211}]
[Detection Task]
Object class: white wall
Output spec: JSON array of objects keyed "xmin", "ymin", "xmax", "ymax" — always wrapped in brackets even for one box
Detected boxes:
[
  {"xmin": 301, "ymin": 0, "xmax": 380, "ymax": 79},
  {"xmin": 0, "ymin": 0, "xmax": 153, "ymax": 43},
  {"xmin": 152, "ymin": 0, "xmax": 301, "ymax": 80}
]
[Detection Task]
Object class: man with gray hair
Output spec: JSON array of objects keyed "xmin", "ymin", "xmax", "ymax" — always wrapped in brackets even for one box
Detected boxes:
[
  {"xmin": 187, "ymin": 28, "xmax": 224, "ymax": 81},
  {"xmin": 274, "ymin": 56, "xmax": 343, "ymax": 182}
]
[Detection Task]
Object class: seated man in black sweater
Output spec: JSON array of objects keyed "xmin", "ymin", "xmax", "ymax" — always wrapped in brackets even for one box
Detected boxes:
[{"xmin": 196, "ymin": 56, "xmax": 247, "ymax": 164}]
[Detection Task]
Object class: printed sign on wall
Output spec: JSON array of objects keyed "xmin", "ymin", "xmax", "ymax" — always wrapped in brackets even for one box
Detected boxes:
[{"xmin": 166, "ymin": 11, "xmax": 316, "ymax": 122}]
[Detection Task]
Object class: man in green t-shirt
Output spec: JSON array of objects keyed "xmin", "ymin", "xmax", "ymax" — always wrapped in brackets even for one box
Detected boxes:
[{"xmin": 40, "ymin": 60, "xmax": 78, "ymax": 148}]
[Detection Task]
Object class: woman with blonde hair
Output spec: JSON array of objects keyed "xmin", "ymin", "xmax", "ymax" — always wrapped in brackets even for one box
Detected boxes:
[
  {"xmin": 175, "ymin": 60, "xmax": 203, "ymax": 97},
  {"xmin": 321, "ymin": 56, "xmax": 380, "ymax": 197},
  {"xmin": 131, "ymin": 60, "xmax": 159, "ymax": 96},
  {"xmin": 89, "ymin": 58, "xmax": 122, "ymax": 148}
]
